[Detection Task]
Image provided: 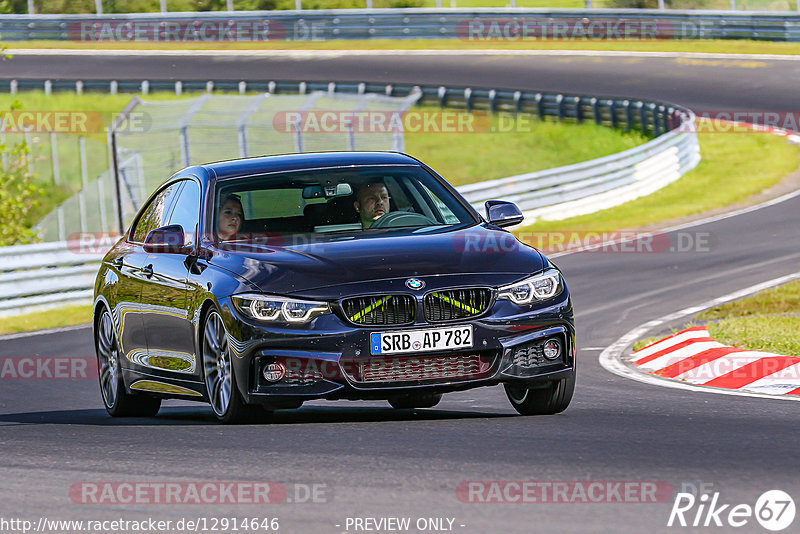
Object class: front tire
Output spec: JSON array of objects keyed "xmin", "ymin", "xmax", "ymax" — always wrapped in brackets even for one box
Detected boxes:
[
  {"xmin": 202, "ymin": 308, "xmax": 269, "ymax": 424},
  {"xmin": 95, "ymin": 308, "xmax": 161, "ymax": 417},
  {"xmin": 504, "ymin": 372, "xmax": 575, "ymax": 416}
]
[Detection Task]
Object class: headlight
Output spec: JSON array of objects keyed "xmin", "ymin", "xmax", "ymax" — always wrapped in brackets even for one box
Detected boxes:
[
  {"xmin": 231, "ymin": 294, "xmax": 329, "ymax": 323},
  {"xmin": 497, "ymin": 269, "xmax": 562, "ymax": 305}
]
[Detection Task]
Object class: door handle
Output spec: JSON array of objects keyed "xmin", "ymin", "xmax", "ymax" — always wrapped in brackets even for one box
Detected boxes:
[{"xmin": 143, "ymin": 264, "xmax": 154, "ymax": 278}]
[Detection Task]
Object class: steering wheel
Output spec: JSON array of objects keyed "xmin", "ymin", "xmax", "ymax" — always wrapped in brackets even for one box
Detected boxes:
[{"xmin": 369, "ymin": 210, "xmax": 438, "ymax": 229}]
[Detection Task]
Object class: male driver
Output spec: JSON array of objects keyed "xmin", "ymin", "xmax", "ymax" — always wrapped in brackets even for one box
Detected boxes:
[{"xmin": 354, "ymin": 181, "xmax": 391, "ymax": 229}]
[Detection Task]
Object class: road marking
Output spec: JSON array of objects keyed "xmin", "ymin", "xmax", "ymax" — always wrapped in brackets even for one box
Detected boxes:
[
  {"xmin": 0, "ymin": 324, "xmax": 91, "ymax": 341},
  {"xmin": 7, "ymin": 48, "xmax": 800, "ymax": 62},
  {"xmin": 599, "ymin": 272, "xmax": 800, "ymax": 402}
]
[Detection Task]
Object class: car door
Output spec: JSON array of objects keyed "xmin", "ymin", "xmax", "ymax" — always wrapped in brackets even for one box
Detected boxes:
[{"xmin": 140, "ymin": 180, "xmax": 202, "ymax": 378}]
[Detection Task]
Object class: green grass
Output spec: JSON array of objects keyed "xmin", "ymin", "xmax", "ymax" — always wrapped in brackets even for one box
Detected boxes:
[
  {"xmin": 0, "ymin": 304, "xmax": 92, "ymax": 336},
  {"xmin": 10, "ymin": 38, "xmax": 800, "ymax": 55},
  {"xmin": 634, "ymin": 281, "xmax": 800, "ymax": 357},
  {"xmin": 698, "ymin": 279, "xmax": 800, "ymax": 356},
  {"xmin": 406, "ymin": 113, "xmax": 650, "ymax": 186},
  {"xmin": 707, "ymin": 316, "xmax": 800, "ymax": 357},
  {"xmin": 515, "ymin": 122, "xmax": 800, "ymax": 238}
]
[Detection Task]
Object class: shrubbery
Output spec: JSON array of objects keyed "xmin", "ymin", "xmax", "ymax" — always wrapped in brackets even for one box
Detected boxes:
[{"xmin": 0, "ymin": 46, "xmax": 42, "ymax": 246}]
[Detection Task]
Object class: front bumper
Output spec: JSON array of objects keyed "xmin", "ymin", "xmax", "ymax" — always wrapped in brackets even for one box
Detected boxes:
[{"xmin": 219, "ymin": 292, "xmax": 575, "ymax": 405}]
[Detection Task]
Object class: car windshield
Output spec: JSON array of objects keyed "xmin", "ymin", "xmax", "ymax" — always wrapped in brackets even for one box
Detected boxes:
[{"xmin": 212, "ymin": 165, "xmax": 476, "ymax": 242}]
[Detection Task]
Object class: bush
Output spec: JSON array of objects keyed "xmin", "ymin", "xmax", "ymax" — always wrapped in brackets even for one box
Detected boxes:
[{"xmin": 0, "ymin": 48, "xmax": 42, "ymax": 245}]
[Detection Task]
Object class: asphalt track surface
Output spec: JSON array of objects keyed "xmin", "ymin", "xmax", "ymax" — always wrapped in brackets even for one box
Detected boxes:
[{"xmin": 2, "ymin": 51, "xmax": 800, "ymax": 533}]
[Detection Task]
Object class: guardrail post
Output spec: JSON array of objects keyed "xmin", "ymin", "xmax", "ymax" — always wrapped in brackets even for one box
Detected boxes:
[
  {"xmin": 666, "ymin": 107, "xmax": 675, "ymax": 131},
  {"xmin": 652, "ymin": 104, "xmax": 661, "ymax": 136},
  {"xmin": 574, "ymin": 96, "xmax": 583, "ymax": 123},
  {"xmin": 206, "ymin": 81, "xmax": 214, "ymax": 93},
  {"xmin": 175, "ymin": 81, "xmax": 183, "ymax": 95},
  {"xmin": 385, "ymin": 84, "xmax": 394, "ymax": 97},
  {"xmin": 464, "ymin": 88, "xmax": 473, "ymax": 112},
  {"xmin": 299, "ymin": 81, "xmax": 307, "ymax": 94},
  {"xmin": 556, "ymin": 94, "xmax": 565, "ymax": 121},
  {"xmin": 609, "ymin": 100, "xmax": 618, "ymax": 129},
  {"xmin": 141, "ymin": 80, "xmax": 150, "ymax": 95},
  {"xmin": 488, "ymin": 90, "xmax": 497, "ymax": 114},
  {"xmin": 535, "ymin": 93, "xmax": 544, "ymax": 119},
  {"xmin": 591, "ymin": 97, "xmax": 601, "ymax": 125},
  {"xmin": 268, "ymin": 81, "xmax": 276, "ymax": 94},
  {"xmin": 10, "ymin": 80, "xmax": 17, "ymax": 94},
  {"xmin": 44, "ymin": 80, "xmax": 52, "ymax": 96},
  {"xmin": 110, "ymin": 81, "xmax": 118, "ymax": 95},
  {"xmin": 238, "ymin": 81, "xmax": 246, "ymax": 95},
  {"xmin": 513, "ymin": 91, "xmax": 522, "ymax": 115},
  {"xmin": 358, "ymin": 83, "xmax": 366, "ymax": 95},
  {"xmin": 438, "ymin": 86, "xmax": 447, "ymax": 108},
  {"xmin": 624, "ymin": 100, "xmax": 633, "ymax": 131},
  {"xmin": 637, "ymin": 101, "xmax": 647, "ymax": 134},
  {"xmin": 76, "ymin": 81, "xmax": 84, "ymax": 95},
  {"xmin": 328, "ymin": 82, "xmax": 336, "ymax": 95}
]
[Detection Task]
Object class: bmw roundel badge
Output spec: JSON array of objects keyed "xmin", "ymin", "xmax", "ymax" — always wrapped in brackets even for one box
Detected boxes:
[{"xmin": 406, "ymin": 278, "xmax": 425, "ymax": 290}]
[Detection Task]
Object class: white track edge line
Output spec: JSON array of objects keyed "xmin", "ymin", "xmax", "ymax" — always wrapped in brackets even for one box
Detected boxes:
[
  {"xmin": 598, "ymin": 271, "xmax": 800, "ymax": 402},
  {"xmin": 0, "ymin": 323, "xmax": 91, "ymax": 341}
]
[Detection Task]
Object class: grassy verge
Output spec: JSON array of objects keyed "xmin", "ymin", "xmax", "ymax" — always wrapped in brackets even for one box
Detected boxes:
[
  {"xmin": 0, "ymin": 304, "xmax": 92, "ymax": 336},
  {"xmin": 515, "ymin": 122, "xmax": 800, "ymax": 240},
  {"xmin": 698, "ymin": 280, "xmax": 800, "ymax": 357},
  {"xmin": 633, "ymin": 281, "xmax": 800, "ymax": 355},
  {"xmin": 9, "ymin": 38, "xmax": 800, "ymax": 55},
  {"xmin": 406, "ymin": 114, "xmax": 649, "ymax": 186}
]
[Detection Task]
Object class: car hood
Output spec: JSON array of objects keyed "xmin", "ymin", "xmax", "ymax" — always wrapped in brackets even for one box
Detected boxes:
[{"xmin": 207, "ymin": 224, "xmax": 545, "ymax": 298}]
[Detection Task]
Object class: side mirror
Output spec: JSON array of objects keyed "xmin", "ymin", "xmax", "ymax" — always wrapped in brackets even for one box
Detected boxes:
[
  {"xmin": 144, "ymin": 225, "xmax": 187, "ymax": 254},
  {"xmin": 485, "ymin": 200, "xmax": 524, "ymax": 228}
]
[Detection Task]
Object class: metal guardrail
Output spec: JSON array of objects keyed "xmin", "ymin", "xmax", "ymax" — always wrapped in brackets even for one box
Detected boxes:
[
  {"xmin": 0, "ymin": 78, "xmax": 698, "ymax": 316},
  {"xmin": 0, "ymin": 240, "xmax": 105, "ymax": 317},
  {"xmin": 2, "ymin": 9, "xmax": 800, "ymax": 41}
]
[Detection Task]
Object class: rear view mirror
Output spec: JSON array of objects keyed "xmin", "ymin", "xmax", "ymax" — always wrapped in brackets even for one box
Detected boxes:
[
  {"xmin": 303, "ymin": 183, "xmax": 353, "ymax": 199},
  {"xmin": 144, "ymin": 225, "xmax": 187, "ymax": 254},
  {"xmin": 486, "ymin": 200, "xmax": 524, "ymax": 228}
]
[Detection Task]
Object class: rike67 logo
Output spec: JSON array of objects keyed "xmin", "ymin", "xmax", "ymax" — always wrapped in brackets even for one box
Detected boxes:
[{"xmin": 668, "ymin": 490, "xmax": 795, "ymax": 531}]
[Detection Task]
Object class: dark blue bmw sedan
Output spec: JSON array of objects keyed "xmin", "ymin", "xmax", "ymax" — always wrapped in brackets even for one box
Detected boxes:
[{"xmin": 93, "ymin": 152, "xmax": 575, "ymax": 423}]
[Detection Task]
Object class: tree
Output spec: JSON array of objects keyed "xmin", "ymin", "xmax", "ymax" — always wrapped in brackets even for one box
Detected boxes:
[{"xmin": 0, "ymin": 43, "xmax": 43, "ymax": 245}]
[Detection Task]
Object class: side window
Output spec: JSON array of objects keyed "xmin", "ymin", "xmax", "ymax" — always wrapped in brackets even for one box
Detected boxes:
[
  {"xmin": 130, "ymin": 182, "xmax": 181, "ymax": 243},
  {"xmin": 167, "ymin": 181, "xmax": 201, "ymax": 246}
]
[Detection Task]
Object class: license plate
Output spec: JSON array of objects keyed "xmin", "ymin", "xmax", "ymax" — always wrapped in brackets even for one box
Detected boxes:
[{"xmin": 370, "ymin": 325, "xmax": 473, "ymax": 355}]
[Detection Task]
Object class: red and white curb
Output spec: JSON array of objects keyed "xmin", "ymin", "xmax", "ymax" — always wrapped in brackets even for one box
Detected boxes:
[
  {"xmin": 630, "ymin": 326, "xmax": 800, "ymax": 397},
  {"xmin": 599, "ymin": 272, "xmax": 800, "ymax": 401}
]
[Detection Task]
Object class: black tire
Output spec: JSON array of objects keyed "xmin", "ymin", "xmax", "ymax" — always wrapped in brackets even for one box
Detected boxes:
[
  {"xmin": 388, "ymin": 393, "xmax": 442, "ymax": 410},
  {"xmin": 201, "ymin": 307, "xmax": 270, "ymax": 424},
  {"xmin": 504, "ymin": 372, "xmax": 575, "ymax": 416},
  {"xmin": 95, "ymin": 308, "xmax": 161, "ymax": 417}
]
